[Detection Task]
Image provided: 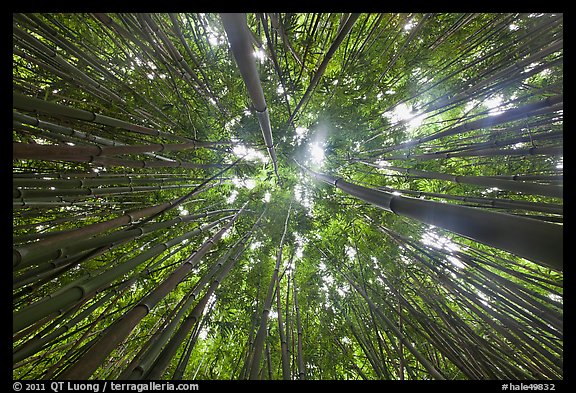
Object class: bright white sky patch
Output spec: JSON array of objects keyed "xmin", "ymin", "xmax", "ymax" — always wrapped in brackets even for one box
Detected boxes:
[
  {"xmin": 548, "ymin": 293, "xmax": 563, "ymax": 303},
  {"xmin": 253, "ymin": 48, "xmax": 266, "ymax": 63},
  {"xmin": 421, "ymin": 227, "xmax": 461, "ymax": 253},
  {"xmin": 464, "ymin": 99, "xmax": 480, "ymax": 113},
  {"xmin": 481, "ymin": 187, "xmax": 500, "ymax": 196},
  {"xmin": 294, "ymin": 232, "xmax": 306, "ymax": 260},
  {"xmin": 476, "ymin": 290, "xmax": 490, "ymax": 307},
  {"xmin": 345, "ymin": 245, "xmax": 357, "ymax": 261},
  {"xmin": 262, "ymin": 191, "xmax": 271, "ymax": 203},
  {"xmin": 222, "ymin": 227, "xmax": 233, "ymax": 239},
  {"xmin": 294, "ymin": 182, "xmax": 314, "ymax": 214},
  {"xmin": 446, "ymin": 255, "xmax": 465, "ymax": 269},
  {"xmin": 250, "ymin": 240, "xmax": 263, "ymax": 251},
  {"xmin": 556, "ymin": 157, "xmax": 563, "ymax": 169},
  {"xmin": 404, "ymin": 21, "xmax": 415, "ymax": 31},
  {"xmin": 337, "ymin": 286, "xmax": 349, "ymax": 297},
  {"xmin": 308, "ymin": 142, "xmax": 325, "ymax": 165},
  {"xmin": 293, "ymin": 126, "xmax": 308, "ymax": 146},
  {"xmin": 384, "ymin": 103, "xmax": 426, "ymax": 134},
  {"xmin": 231, "ymin": 177, "xmax": 256, "ymax": 190},
  {"xmin": 484, "ymin": 94, "xmax": 504, "ymax": 115},
  {"xmin": 232, "ymin": 144, "xmax": 269, "ymax": 163},
  {"xmin": 226, "ymin": 189, "xmax": 238, "ymax": 204}
]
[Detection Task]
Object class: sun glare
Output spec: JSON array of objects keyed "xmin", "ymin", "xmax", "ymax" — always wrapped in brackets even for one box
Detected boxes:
[{"xmin": 308, "ymin": 142, "xmax": 325, "ymax": 165}]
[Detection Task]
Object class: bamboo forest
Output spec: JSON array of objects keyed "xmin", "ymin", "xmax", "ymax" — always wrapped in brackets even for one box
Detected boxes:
[{"xmin": 12, "ymin": 13, "xmax": 563, "ymax": 381}]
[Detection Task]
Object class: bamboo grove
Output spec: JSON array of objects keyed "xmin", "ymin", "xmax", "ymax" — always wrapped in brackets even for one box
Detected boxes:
[{"xmin": 12, "ymin": 13, "xmax": 562, "ymax": 380}]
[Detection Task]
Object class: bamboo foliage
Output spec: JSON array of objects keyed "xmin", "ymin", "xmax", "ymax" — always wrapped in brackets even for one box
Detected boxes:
[
  {"xmin": 220, "ymin": 13, "xmax": 281, "ymax": 183},
  {"xmin": 297, "ymin": 162, "xmax": 562, "ymax": 271},
  {"xmin": 247, "ymin": 202, "xmax": 292, "ymax": 379},
  {"xmin": 59, "ymin": 202, "xmax": 248, "ymax": 379},
  {"xmin": 13, "ymin": 13, "xmax": 562, "ymax": 381}
]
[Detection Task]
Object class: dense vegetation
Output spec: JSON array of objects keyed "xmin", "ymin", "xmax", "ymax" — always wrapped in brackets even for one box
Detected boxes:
[{"xmin": 13, "ymin": 13, "xmax": 563, "ymax": 380}]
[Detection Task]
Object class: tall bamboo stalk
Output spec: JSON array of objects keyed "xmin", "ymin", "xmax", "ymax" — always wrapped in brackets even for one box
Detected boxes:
[
  {"xmin": 58, "ymin": 202, "xmax": 248, "ymax": 379},
  {"xmin": 248, "ymin": 202, "xmax": 292, "ymax": 379},
  {"xmin": 220, "ymin": 13, "xmax": 281, "ymax": 183},
  {"xmin": 298, "ymin": 162, "xmax": 562, "ymax": 271}
]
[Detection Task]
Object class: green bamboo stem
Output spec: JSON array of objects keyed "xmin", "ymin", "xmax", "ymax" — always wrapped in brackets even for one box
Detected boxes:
[
  {"xmin": 13, "ymin": 215, "xmax": 230, "ymax": 334},
  {"xmin": 299, "ymin": 162, "xmax": 562, "ymax": 271},
  {"xmin": 248, "ymin": 202, "xmax": 292, "ymax": 379},
  {"xmin": 382, "ymin": 145, "xmax": 563, "ymax": 161},
  {"xmin": 220, "ymin": 13, "xmax": 281, "ymax": 183},
  {"xmin": 275, "ymin": 270, "xmax": 291, "ymax": 380},
  {"xmin": 340, "ymin": 268, "xmax": 447, "ymax": 380},
  {"xmin": 13, "ymin": 92, "xmax": 193, "ymax": 143},
  {"xmin": 144, "ymin": 228, "xmax": 253, "ymax": 380},
  {"xmin": 355, "ymin": 160, "xmax": 563, "ymax": 199},
  {"xmin": 14, "ymin": 209, "xmax": 236, "ymax": 275},
  {"xmin": 376, "ymin": 186, "xmax": 563, "ymax": 215},
  {"xmin": 293, "ymin": 269, "xmax": 306, "ymax": 380},
  {"xmin": 57, "ymin": 202, "xmax": 247, "ymax": 379},
  {"xmin": 120, "ymin": 224, "xmax": 257, "ymax": 380}
]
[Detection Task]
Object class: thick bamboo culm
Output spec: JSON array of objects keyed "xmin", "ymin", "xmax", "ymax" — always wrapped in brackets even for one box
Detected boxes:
[{"xmin": 300, "ymin": 163, "xmax": 562, "ymax": 271}]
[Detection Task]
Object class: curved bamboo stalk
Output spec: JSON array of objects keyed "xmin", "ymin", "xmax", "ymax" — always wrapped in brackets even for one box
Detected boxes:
[
  {"xmin": 377, "ymin": 186, "xmax": 563, "ymax": 215},
  {"xmin": 220, "ymin": 13, "xmax": 281, "ymax": 183},
  {"xmin": 144, "ymin": 212, "xmax": 260, "ymax": 379},
  {"xmin": 13, "ymin": 180, "xmax": 221, "ymax": 269},
  {"xmin": 248, "ymin": 202, "xmax": 292, "ymax": 379},
  {"xmin": 354, "ymin": 160, "xmax": 563, "ymax": 199},
  {"xmin": 340, "ymin": 269, "xmax": 446, "ymax": 380},
  {"xmin": 298, "ymin": 162, "xmax": 562, "ymax": 271},
  {"xmin": 13, "ymin": 92, "xmax": 193, "ymax": 143},
  {"xmin": 13, "ymin": 215, "xmax": 230, "ymax": 334}
]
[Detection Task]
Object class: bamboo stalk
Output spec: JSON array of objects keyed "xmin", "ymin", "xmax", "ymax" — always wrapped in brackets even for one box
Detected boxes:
[
  {"xmin": 355, "ymin": 160, "xmax": 563, "ymax": 199},
  {"xmin": 220, "ymin": 13, "xmax": 281, "ymax": 183},
  {"xmin": 298, "ymin": 161, "xmax": 562, "ymax": 270},
  {"xmin": 248, "ymin": 202, "xmax": 292, "ymax": 379},
  {"xmin": 58, "ymin": 203, "xmax": 247, "ymax": 379}
]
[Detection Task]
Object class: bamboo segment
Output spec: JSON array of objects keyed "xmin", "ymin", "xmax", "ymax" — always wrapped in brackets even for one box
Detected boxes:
[
  {"xmin": 144, "ymin": 215, "xmax": 259, "ymax": 380},
  {"xmin": 355, "ymin": 160, "xmax": 563, "ymax": 199},
  {"xmin": 58, "ymin": 203, "xmax": 247, "ymax": 379},
  {"xmin": 220, "ymin": 13, "xmax": 281, "ymax": 183},
  {"xmin": 275, "ymin": 271, "xmax": 291, "ymax": 380},
  {"xmin": 13, "ymin": 216, "xmax": 230, "ymax": 334},
  {"xmin": 248, "ymin": 203, "xmax": 292, "ymax": 379},
  {"xmin": 13, "ymin": 92, "xmax": 192, "ymax": 143},
  {"xmin": 299, "ymin": 163, "xmax": 562, "ymax": 271},
  {"xmin": 292, "ymin": 263, "xmax": 306, "ymax": 380},
  {"xmin": 377, "ymin": 186, "xmax": 563, "ymax": 215},
  {"xmin": 120, "ymin": 214, "xmax": 263, "ymax": 380}
]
